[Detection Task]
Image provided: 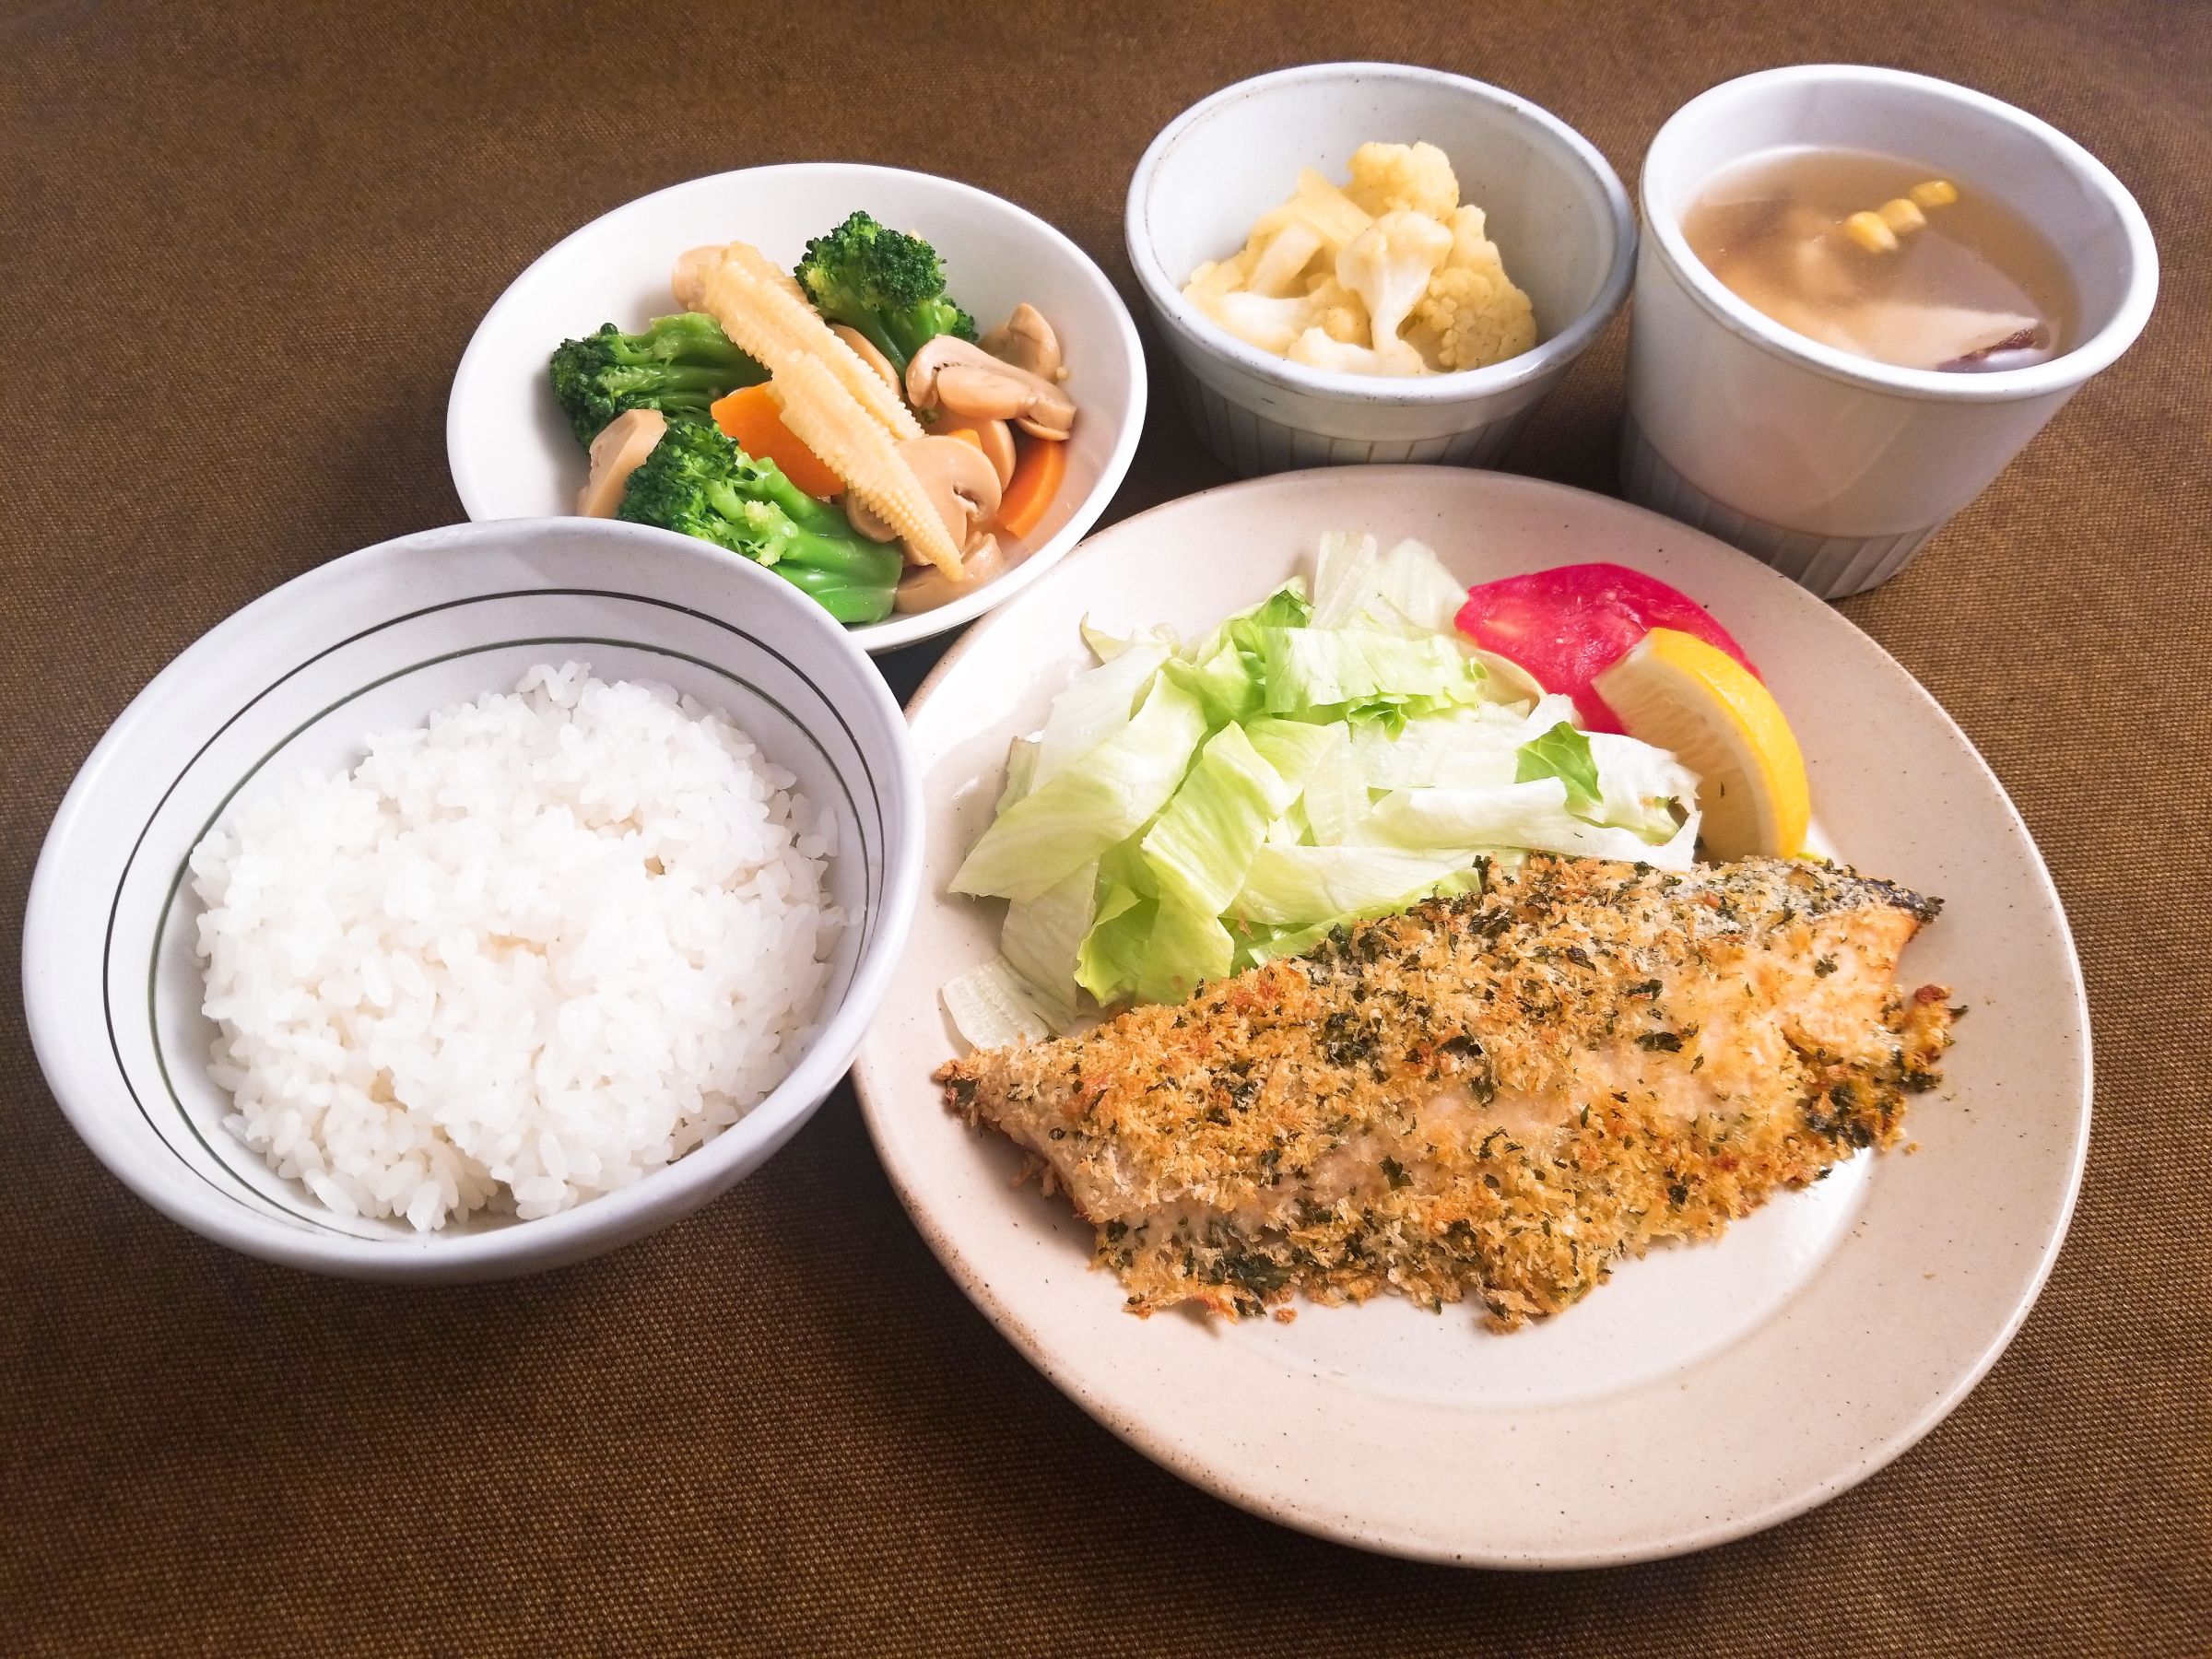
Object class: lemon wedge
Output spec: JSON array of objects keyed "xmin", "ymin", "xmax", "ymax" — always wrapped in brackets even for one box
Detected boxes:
[{"xmin": 1593, "ymin": 629, "xmax": 1810, "ymax": 859}]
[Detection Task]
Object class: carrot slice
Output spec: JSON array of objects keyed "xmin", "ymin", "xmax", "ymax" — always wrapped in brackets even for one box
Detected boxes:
[
  {"xmin": 996, "ymin": 434, "xmax": 1067, "ymax": 540},
  {"xmin": 710, "ymin": 383, "xmax": 845, "ymax": 499}
]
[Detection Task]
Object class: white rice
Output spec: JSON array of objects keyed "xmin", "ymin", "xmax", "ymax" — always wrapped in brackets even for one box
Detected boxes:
[{"xmin": 188, "ymin": 662, "xmax": 840, "ymax": 1231}]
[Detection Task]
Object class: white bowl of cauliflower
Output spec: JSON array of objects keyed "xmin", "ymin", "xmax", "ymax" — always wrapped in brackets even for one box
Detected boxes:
[{"xmin": 1125, "ymin": 63, "xmax": 1634, "ymax": 476}]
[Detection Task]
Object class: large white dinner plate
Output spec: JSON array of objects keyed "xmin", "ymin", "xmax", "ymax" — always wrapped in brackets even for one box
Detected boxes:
[{"xmin": 852, "ymin": 467, "xmax": 2089, "ymax": 1567}]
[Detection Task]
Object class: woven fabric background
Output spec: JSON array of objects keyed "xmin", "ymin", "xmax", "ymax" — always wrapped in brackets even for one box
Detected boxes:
[{"xmin": 3, "ymin": 2, "xmax": 2206, "ymax": 1653}]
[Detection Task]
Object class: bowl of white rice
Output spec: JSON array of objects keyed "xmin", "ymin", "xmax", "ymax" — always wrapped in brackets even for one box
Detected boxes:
[{"xmin": 22, "ymin": 516, "xmax": 922, "ymax": 1279}]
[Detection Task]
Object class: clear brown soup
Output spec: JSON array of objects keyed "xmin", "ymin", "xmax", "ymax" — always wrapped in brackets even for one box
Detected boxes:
[{"xmin": 1681, "ymin": 148, "xmax": 2077, "ymax": 372}]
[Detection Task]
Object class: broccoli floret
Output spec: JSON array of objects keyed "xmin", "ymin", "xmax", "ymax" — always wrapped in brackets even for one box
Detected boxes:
[
  {"xmin": 548, "ymin": 313, "xmax": 766, "ymax": 447},
  {"xmin": 794, "ymin": 211, "xmax": 978, "ymax": 378},
  {"xmin": 616, "ymin": 420, "xmax": 903, "ymax": 625}
]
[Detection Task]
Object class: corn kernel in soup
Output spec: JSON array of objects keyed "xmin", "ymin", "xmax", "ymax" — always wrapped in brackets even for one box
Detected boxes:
[{"xmin": 1681, "ymin": 148, "xmax": 2077, "ymax": 372}]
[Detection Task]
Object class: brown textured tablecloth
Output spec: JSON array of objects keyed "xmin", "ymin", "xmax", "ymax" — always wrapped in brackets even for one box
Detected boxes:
[{"xmin": 4, "ymin": 2, "xmax": 2207, "ymax": 1653}]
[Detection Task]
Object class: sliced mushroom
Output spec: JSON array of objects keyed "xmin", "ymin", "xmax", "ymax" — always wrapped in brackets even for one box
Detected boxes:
[
  {"xmin": 931, "ymin": 416, "xmax": 1018, "ymax": 489},
  {"xmin": 844, "ymin": 496, "xmax": 900, "ymax": 543},
  {"xmin": 895, "ymin": 534, "xmax": 1007, "ymax": 614},
  {"xmin": 1013, "ymin": 410, "xmax": 1074, "ymax": 443},
  {"xmin": 906, "ymin": 336, "xmax": 1077, "ymax": 442},
  {"xmin": 981, "ymin": 302, "xmax": 1065, "ymax": 382},
  {"xmin": 830, "ymin": 323, "xmax": 900, "ymax": 391},
  {"xmin": 846, "ymin": 433, "xmax": 1005, "ymax": 559},
  {"xmin": 900, "ymin": 432, "xmax": 1004, "ymax": 547},
  {"xmin": 672, "ymin": 244, "xmax": 726, "ymax": 311},
  {"xmin": 575, "ymin": 408, "xmax": 667, "ymax": 517}
]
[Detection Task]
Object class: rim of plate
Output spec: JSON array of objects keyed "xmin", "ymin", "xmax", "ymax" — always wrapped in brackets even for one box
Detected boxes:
[
  {"xmin": 24, "ymin": 518, "xmax": 927, "ymax": 1277},
  {"xmin": 445, "ymin": 162, "xmax": 1148, "ymax": 656},
  {"xmin": 853, "ymin": 466, "xmax": 2092, "ymax": 1566}
]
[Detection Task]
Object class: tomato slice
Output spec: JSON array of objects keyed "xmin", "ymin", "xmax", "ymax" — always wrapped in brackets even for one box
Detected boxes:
[{"xmin": 1454, "ymin": 563, "xmax": 1758, "ymax": 733}]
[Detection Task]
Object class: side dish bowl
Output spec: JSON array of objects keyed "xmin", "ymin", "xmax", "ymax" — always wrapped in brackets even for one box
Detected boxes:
[
  {"xmin": 23, "ymin": 517, "xmax": 923, "ymax": 1281},
  {"xmin": 1126, "ymin": 63, "xmax": 1634, "ymax": 475},
  {"xmin": 447, "ymin": 163, "xmax": 1147, "ymax": 654}
]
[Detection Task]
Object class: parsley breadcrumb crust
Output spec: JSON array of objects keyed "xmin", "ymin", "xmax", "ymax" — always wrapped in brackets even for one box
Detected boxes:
[{"xmin": 936, "ymin": 854, "xmax": 1954, "ymax": 1330}]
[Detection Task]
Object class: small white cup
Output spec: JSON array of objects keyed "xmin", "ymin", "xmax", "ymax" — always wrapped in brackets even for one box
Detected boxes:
[
  {"xmin": 1624, "ymin": 65, "xmax": 2157, "ymax": 597},
  {"xmin": 1126, "ymin": 63, "xmax": 1635, "ymax": 476}
]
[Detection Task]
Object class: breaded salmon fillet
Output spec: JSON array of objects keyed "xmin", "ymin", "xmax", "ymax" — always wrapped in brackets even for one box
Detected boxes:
[{"xmin": 935, "ymin": 854, "xmax": 1955, "ymax": 1329}]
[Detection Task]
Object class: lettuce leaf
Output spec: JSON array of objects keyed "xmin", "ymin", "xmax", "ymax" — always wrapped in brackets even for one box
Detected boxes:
[
  {"xmin": 1141, "ymin": 723, "xmax": 1297, "ymax": 914},
  {"xmin": 999, "ymin": 858, "xmax": 1098, "ymax": 1029},
  {"xmin": 1310, "ymin": 530, "xmax": 1381, "ymax": 629},
  {"xmin": 994, "ymin": 735, "xmax": 1040, "ymax": 815},
  {"xmin": 1368, "ymin": 538, "xmax": 1470, "ymax": 633},
  {"xmin": 1514, "ymin": 721, "xmax": 1603, "ymax": 816},
  {"xmin": 941, "ymin": 958, "xmax": 1054, "ymax": 1049},
  {"xmin": 1586, "ymin": 732, "xmax": 1700, "ymax": 844},
  {"xmin": 1232, "ymin": 863, "xmax": 1488, "ymax": 970},
  {"xmin": 1034, "ymin": 635, "xmax": 1171, "ymax": 783},
  {"xmin": 1137, "ymin": 895, "xmax": 1236, "ymax": 1005},
  {"xmin": 1349, "ymin": 707, "xmax": 1529, "ymax": 790},
  {"xmin": 1232, "ymin": 843, "xmax": 1486, "ymax": 924},
  {"xmin": 1075, "ymin": 884, "xmax": 1151, "ymax": 1005},
  {"xmin": 1241, "ymin": 716, "xmax": 1343, "ymax": 794},
  {"xmin": 1294, "ymin": 724, "xmax": 1370, "ymax": 845},
  {"xmin": 1355, "ymin": 778, "xmax": 1700, "ymax": 870},
  {"xmin": 951, "ymin": 675, "xmax": 1207, "ymax": 901},
  {"xmin": 1163, "ymin": 640, "xmax": 1265, "ymax": 726},
  {"xmin": 1255, "ymin": 626, "xmax": 1485, "ymax": 719}
]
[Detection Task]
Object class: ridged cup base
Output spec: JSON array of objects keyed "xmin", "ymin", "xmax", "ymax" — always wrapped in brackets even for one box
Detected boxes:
[
  {"xmin": 1620, "ymin": 421, "xmax": 1940, "ymax": 599},
  {"xmin": 1172, "ymin": 360, "xmax": 1535, "ymax": 477}
]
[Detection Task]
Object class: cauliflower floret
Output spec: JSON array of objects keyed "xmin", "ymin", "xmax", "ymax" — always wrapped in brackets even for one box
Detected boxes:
[
  {"xmin": 1335, "ymin": 210, "xmax": 1454, "ymax": 355},
  {"xmin": 1182, "ymin": 147, "xmax": 1535, "ymax": 377},
  {"xmin": 1183, "ymin": 254, "xmax": 1249, "ymax": 310},
  {"xmin": 1287, "ymin": 327, "xmax": 1426, "ymax": 376},
  {"xmin": 1410, "ymin": 266, "xmax": 1536, "ymax": 371},
  {"xmin": 1303, "ymin": 274, "xmax": 1371, "ymax": 344},
  {"xmin": 1346, "ymin": 140, "xmax": 1460, "ymax": 220},
  {"xmin": 1410, "ymin": 205, "xmax": 1538, "ymax": 371},
  {"xmin": 1442, "ymin": 204, "xmax": 1498, "ymax": 270},
  {"xmin": 1196, "ymin": 288, "xmax": 1318, "ymax": 354}
]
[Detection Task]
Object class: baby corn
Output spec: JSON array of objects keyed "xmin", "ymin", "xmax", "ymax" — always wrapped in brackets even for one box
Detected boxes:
[
  {"xmin": 770, "ymin": 356, "xmax": 963, "ymax": 575},
  {"xmin": 699, "ymin": 244, "xmax": 923, "ymax": 441}
]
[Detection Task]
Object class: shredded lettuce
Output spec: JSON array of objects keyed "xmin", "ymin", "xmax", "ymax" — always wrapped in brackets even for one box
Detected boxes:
[
  {"xmin": 1141, "ymin": 723, "xmax": 1297, "ymax": 914},
  {"xmin": 1368, "ymin": 537, "xmax": 1472, "ymax": 633},
  {"xmin": 1586, "ymin": 732, "xmax": 1702, "ymax": 845},
  {"xmin": 1257, "ymin": 626, "xmax": 1484, "ymax": 718},
  {"xmin": 1353, "ymin": 777, "xmax": 1700, "ymax": 870},
  {"xmin": 939, "ymin": 533, "xmax": 1705, "ymax": 1048},
  {"xmin": 1232, "ymin": 844, "xmax": 1485, "ymax": 924},
  {"xmin": 1074, "ymin": 884, "xmax": 1151, "ymax": 1006},
  {"xmin": 999, "ymin": 859, "xmax": 1097, "ymax": 1031},
  {"xmin": 1241, "ymin": 716, "xmax": 1342, "ymax": 794},
  {"xmin": 1233, "ymin": 863, "xmax": 1489, "ymax": 970},
  {"xmin": 1137, "ymin": 895, "xmax": 1236, "ymax": 1005},
  {"xmin": 941, "ymin": 959, "xmax": 1054, "ymax": 1048},
  {"xmin": 1514, "ymin": 721, "xmax": 1603, "ymax": 816},
  {"xmin": 1310, "ymin": 530, "xmax": 1381, "ymax": 629},
  {"xmin": 1033, "ymin": 635, "xmax": 1171, "ymax": 783},
  {"xmin": 994, "ymin": 735, "xmax": 1040, "ymax": 815},
  {"xmin": 1294, "ymin": 725, "xmax": 1369, "ymax": 845},
  {"xmin": 951, "ymin": 675, "xmax": 1207, "ymax": 902},
  {"xmin": 1349, "ymin": 707, "xmax": 1528, "ymax": 790}
]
